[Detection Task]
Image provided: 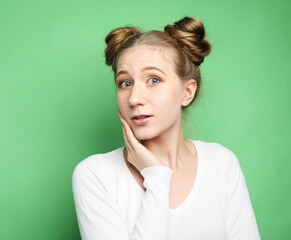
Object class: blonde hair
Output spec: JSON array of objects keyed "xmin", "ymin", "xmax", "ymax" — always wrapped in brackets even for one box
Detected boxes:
[{"xmin": 104, "ymin": 17, "xmax": 211, "ymax": 109}]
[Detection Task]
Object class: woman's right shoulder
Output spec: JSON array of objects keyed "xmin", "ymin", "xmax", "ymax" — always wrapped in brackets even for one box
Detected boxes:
[{"xmin": 72, "ymin": 147, "xmax": 124, "ymax": 183}]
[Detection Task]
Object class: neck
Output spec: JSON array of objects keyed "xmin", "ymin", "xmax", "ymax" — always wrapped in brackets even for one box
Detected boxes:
[{"xmin": 140, "ymin": 113, "xmax": 191, "ymax": 172}]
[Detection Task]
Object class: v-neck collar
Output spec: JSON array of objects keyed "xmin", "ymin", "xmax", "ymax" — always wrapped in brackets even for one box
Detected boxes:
[{"xmin": 120, "ymin": 139, "xmax": 203, "ymax": 216}]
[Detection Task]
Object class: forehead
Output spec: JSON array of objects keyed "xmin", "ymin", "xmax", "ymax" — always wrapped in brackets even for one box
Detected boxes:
[{"xmin": 116, "ymin": 45, "xmax": 177, "ymax": 74}]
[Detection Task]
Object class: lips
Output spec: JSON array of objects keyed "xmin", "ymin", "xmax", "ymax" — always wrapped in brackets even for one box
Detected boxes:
[
  {"xmin": 131, "ymin": 114, "xmax": 153, "ymax": 120},
  {"xmin": 131, "ymin": 114, "xmax": 153, "ymax": 126}
]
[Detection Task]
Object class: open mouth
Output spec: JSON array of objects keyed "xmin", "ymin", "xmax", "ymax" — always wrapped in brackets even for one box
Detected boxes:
[
  {"xmin": 132, "ymin": 115, "xmax": 152, "ymax": 120},
  {"xmin": 133, "ymin": 115, "xmax": 151, "ymax": 119},
  {"xmin": 131, "ymin": 115, "xmax": 153, "ymax": 125}
]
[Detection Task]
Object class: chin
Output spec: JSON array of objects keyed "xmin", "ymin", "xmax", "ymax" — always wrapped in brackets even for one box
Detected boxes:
[
  {"xmin": 132, "ymin": 127, "xmax": 162, "ymax": 141},
  {"xmin": 133, "ymin": 132, "xmax": 153, "ymax": 141}
]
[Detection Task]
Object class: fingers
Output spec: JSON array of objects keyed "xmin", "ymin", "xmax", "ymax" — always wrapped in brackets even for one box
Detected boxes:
[
  {"xmin": 118, "ymin": 111, "xmax": 134, "ymax": 150},
  {"xmin": 125, "ymin": 121, "xmax": 139, "ymax": 148},
  {"xmin": 117, "ymin": 110, "xmax": 123, "ymax": 119},
  {"xmin": 120, "ymin": 118, "xmax": 132, "ymax": 150},
  {"xmin": 122, "ymin": 122, "xmax": 132, "ymax": 151}
]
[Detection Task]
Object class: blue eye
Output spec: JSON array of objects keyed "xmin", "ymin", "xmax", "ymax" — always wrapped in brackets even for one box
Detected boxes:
[
  {"xmin": 148, "ymin": 77, "xmax": 160, "ymax": 84},
  {"xmin": 119, "ymin": 81, "xmax": 132, "ymax": 88}
]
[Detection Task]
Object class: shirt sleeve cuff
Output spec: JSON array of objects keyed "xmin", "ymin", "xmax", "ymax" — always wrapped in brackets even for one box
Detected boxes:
[{"xmin": 140, "ymin": 166, "xmax": 173, "ymax": 191}]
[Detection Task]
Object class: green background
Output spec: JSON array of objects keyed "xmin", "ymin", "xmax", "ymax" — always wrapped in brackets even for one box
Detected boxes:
[{"xmin": 0, "ymin": 0, "xmax": 290, "ymax": 239}]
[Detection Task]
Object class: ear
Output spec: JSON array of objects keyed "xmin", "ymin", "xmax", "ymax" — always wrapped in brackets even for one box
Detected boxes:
[{"xmin": 181, "ymin": 79, "xmax": 197, "ymax": 107}]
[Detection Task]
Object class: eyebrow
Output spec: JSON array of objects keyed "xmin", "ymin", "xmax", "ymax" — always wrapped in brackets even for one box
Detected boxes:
[{"xmin": 115, "ymin": 66, "xmax": 166, "ymax": 79}]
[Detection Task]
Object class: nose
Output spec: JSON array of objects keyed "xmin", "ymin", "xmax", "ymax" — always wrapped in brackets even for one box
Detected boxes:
[{"xmin": 128, "ymin": 82, "xmax": 145, "ymax": 107}]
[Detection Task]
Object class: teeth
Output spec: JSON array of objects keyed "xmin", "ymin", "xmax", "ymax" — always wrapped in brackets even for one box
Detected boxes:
[{"xmin": 136, "ymin": 116, "xmax": 147, "ymax": 119}]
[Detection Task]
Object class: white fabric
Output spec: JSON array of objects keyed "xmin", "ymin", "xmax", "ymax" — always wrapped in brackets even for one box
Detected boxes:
[{"xmin": 72, "ymin": 140, "xmax": 261, "ymax": 240}]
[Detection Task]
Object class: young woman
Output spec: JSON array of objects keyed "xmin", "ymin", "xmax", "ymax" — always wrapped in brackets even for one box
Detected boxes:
[{"xmin": 72, "ymin": 17, "xmax": 261, "ymax": 240}]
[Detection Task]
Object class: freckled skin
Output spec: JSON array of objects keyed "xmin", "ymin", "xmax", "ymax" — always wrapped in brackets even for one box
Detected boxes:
[{"xmin": 116, "ymin": 45, "xmax": 185, "ymax": 141}]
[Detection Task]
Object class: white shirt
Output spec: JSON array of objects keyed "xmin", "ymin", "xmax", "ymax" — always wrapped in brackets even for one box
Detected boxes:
[{"xmin": 72, "ymin": 140, "xmax": 261, "ymax": 240}]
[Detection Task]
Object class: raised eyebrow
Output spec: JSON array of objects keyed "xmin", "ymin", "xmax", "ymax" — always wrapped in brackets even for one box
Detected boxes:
[
  {"xmin": 142, "ymin": 66, "xmax": 166, "ymax": 76},
  {"xmin": 115, "ymin": 70, "xmax": 128, "ymax": 79},
  {"xmin": 115, "ymin": 67, "xmax": 166, "ymax": 79}
]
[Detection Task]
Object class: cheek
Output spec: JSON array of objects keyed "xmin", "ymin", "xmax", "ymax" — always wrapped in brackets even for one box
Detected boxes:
[
  {"xmin": 154, "ymin": 88, "xmax": 182, "ymax": 116},
  {"xmin": 116, "ymin": 94, "xmax": 122, "ymax": 107},
  {"xmin": 117, "ymin": 94, "xmax": 128, "ymax": 113}
]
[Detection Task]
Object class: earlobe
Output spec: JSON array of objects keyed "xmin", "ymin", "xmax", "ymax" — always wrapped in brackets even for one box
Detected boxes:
[{"xmin": 181, "ymin": 79, "xmax": 197, "ymax": 107}]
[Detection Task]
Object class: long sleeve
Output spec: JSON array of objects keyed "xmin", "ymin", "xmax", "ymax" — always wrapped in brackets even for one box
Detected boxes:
[
  {"xmin": 218, "ymin": 145, "xmax": 261, "ymax": 240},
  {"xmin": 72, "ymin": 159, "xmax": 173, "ymax": 240},
  {"xmin": 132, "ymin": 166, "xmax": 173, "ymax": 239}
]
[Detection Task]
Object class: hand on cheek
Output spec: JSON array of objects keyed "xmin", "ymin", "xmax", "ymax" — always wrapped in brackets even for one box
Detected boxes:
[{"xmin": 117, "ymin": 110, "xmax": 165, "ymax": 172}]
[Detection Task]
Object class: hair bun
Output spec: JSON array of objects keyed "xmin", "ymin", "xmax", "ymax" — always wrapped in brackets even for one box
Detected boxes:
[
  {"xmin": 105, "ymin": 27, "xmax": 142, "ymax": 67},
  {"xmin": 164, "ymin": 17, "xmax": 211, "ymax": 66}
]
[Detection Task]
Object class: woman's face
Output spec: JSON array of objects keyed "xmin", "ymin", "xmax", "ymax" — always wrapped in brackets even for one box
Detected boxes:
[{"xmin": 116, "ymin": 45, "xmax": 188, "ymax": 140}]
